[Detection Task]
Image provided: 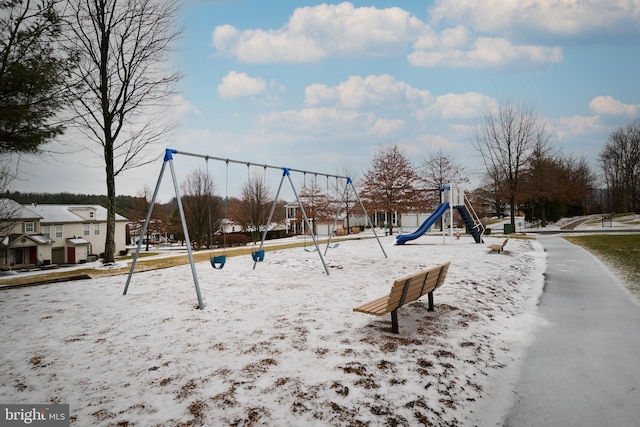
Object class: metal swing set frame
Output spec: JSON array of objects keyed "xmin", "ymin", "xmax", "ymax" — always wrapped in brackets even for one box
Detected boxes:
[{"xmin": 123, "ymin": 148, "xmax": 387, "ymax": 309}]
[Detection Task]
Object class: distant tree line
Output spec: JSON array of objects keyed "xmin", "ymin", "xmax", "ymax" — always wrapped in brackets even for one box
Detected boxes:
[{"xmin": 599, "ymin": 119, "xmax": 640, "ymax": 213}]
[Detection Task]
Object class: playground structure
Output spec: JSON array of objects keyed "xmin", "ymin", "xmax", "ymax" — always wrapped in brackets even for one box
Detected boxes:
[
  {"xmin": 123, "ymin": 148, "xmax": 388, "ymax": 309},
  {"xmin": 395, "ymin": 184, "xmax": 484, "ymax": 245}
]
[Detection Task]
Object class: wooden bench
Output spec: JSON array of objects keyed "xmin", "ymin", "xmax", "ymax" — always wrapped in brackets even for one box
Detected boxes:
[
  {"xmin": 353, "ymin": 261, "xmax": 451, "ymax": 334},
  {"xmin": 488, "ymin": 238, "xmax": 509, "ymax": 253}
]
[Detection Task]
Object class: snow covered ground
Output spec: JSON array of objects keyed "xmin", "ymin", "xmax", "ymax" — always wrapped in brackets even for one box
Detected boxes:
[{"xmin": 0, "ymin": 234, "xmax": 547, "ymax": 426}]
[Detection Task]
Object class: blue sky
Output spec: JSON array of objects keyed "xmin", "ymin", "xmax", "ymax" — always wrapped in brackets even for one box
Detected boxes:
[{"xmin": 13, "ymin": 0, "xmax": 640, "ymax": 203}]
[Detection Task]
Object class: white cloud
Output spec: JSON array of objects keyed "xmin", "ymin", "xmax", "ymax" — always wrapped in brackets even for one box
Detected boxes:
[
  {"xmin": 217, "ymin": 71, "xmax": 267, "ymax": 98},
  {"xmin": 372, "ymin": 118, "xmax": 405, "ymax": 137},
  {"xmin": 414, "ymin": 25, "xmax": 472, "ymax": 51},
  {"xmin": 211, "ymin": 2, "xmax": 423, "ymax": 63},
  {"xmin": 589, "ymin": 96, "xmax": 640, "ymax": 117},
  {"xmin": 305, "ymin": 74, "xmax": 431, "ymax": 109},
  {"xmin": 211, "ymin": 2, "xmax": 568, "ymax": 70},
  {"xmin": 170, "ymin": 95, "xmax": 202, "ymax": 117},
  {"xmin": 432, "ymin": 93, "xmax": 497, "ymax": 119},
  {"xmin": 553, "ymin": 115, "xmax": 604, "ymax": 140},
  {"xmin": 413, "ymin": 92, "xmax": 497, "ymax": 120},
  {"xmin": 408, "ymin": 36, "xmax": 563, "ymax": 69},
  {"xmin": 257, "ymin": 107, "xmax": 375, "ymax": 135},
  {"xmin": 429, "ymin": 0, "xmax": 640, "ymax": 39},
  {"xmin": 415, "ymin": 134, "xmax": 458, "ymax": 152}
]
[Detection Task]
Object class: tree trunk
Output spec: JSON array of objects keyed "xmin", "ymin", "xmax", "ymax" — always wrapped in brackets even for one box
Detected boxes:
[
  {"xmin": 103, "ymin": 143, "xmax": 116, "ymax": 263},
  {"xmin": 510, "ymin": 195, "xmax": 516, "ymax": 234}
]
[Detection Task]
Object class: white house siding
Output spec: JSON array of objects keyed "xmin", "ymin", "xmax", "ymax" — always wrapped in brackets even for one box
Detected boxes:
[
  {"xmin": 32, "ymin": 204, "xmax": 128, "ymax": 260},
  {"xmin": 1, "ymin": 201, "xmax": 128, "ymax": 268}
]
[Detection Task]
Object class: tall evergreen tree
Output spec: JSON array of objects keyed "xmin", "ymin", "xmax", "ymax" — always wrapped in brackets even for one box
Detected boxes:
[{"xmin": 0, "ymin": 0, "xmax": 77, "ymax": 154}]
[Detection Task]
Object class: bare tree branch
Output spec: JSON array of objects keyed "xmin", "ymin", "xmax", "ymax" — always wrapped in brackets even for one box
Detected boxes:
[{"xmin": 67, "ymin": 0, "xmax": 182, "ymax": 263}]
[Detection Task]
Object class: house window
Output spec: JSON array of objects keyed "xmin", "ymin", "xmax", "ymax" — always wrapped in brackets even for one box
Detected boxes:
[
  {"xmin": 55, "ymin": 225, "xmax": 63, "ymax": 238},
  {"xmin": 94, "ymin": 224, "xmax": 100, "ymax": 235},
  {"xmin": 84, "ymin": 224, "xmax": 90, "ymax": 236},
  {"xmin": 25, "ymin": 222, "xmax": 35, "ymax": 233},
  {"xmin": 43, "ymin": 226, "xmax": 51, "ymax": 238},
  {"xmin": 90, "ymin": 211, "xmax": 94, "ymax": 219}
]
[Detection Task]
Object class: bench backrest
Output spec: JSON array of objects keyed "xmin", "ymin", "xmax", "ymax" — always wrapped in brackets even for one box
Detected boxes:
[{"xmin": 384, "ymin": 261, "xmax": 451, "ymax": 313}]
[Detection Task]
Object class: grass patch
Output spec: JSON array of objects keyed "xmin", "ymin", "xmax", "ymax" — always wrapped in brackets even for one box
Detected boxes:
[{"xmin": 563, "ymin": 234, "xmax": 640, "ymax": 299}]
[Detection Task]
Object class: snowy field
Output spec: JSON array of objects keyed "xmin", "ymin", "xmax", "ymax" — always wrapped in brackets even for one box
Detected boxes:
[{"xmin": 0, "ymin": 234, "xmax": 546, "ymax": 426}]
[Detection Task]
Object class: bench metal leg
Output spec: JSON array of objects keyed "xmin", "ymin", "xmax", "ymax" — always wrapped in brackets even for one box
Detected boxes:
[
  {"xmin": 428, "ymin": 292, "xmax": 434, "ymax": 311},
  {"xmin": 390, "ymin": 310, "xmax": 399, "ymax": 334}
]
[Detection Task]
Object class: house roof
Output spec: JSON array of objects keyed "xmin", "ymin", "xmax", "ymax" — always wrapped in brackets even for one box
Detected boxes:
[
  {"xmin": 67, "ymin": 237, "xmax": 91, "ymax": 245},
  {"xmin": 0, "ymin": 199, "xmax": 41, "ymax": 221},
  {"xmin": 4, "ymin": 233, "xmax": 55, "ymax": 246},
  {"xmin": 27, "ymin": 204, "xmax": 127, "ymax": 223},
  {"xmin": 29, "ymin": 234, "xmax": 56, "ymax": 245}
]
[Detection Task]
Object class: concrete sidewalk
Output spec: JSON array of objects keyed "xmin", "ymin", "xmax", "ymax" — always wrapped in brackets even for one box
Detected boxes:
[{"xmin": 504, "ymin": 236, "xmax": 640, "ymax": 427}]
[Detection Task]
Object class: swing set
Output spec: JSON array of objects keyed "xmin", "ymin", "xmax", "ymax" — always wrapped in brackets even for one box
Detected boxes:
[{"xmin": 123, "ymin": 148, "xmax": 387, "ymax": 309}]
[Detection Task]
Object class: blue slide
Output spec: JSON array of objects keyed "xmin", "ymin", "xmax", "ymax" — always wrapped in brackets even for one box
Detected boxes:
[{"xmin": 395, "ymin": 202, "xmax": 449, "ymax": 245}]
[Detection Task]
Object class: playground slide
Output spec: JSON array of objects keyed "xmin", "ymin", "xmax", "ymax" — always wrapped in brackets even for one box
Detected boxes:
[{"xmin": 395, "ymin": 202, "xmax": 450, "ymax": 245}]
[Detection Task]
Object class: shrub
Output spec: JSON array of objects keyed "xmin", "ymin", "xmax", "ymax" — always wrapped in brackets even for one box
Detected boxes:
[{"xmin": 212, "ymin": 233, "xmax": 251, "ymax": 247}]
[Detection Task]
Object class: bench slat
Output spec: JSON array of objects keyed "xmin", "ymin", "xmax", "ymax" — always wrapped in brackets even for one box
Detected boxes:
[
  {"xmin": 386, "ymin": 274, "xmax": 440, "ymax": 307},
  {"xmin": 353, "ymin": 261, "xmax": 450, "ymax": 333},
  {"xmin": 354, "ymin": 262, "xmax": 450, "ymax": 315},
  {"xmin": 488, "ymin": 238, "xmax": 509, "ymax": 252},
  {"xmin": 353, "ymin": 295, "xmax": 390, "ymax": 315}
]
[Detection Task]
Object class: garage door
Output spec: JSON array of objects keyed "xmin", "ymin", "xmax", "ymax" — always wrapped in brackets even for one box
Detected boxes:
[{"xmin": 52, "ymin": 247, "xmax": 65, "ymax": 265}]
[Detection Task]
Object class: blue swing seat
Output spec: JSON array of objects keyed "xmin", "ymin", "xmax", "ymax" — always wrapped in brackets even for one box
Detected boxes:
[
  {"xmin": 251, "ymin": 249, "xmax": 265, "ymax": 262},
  {"xmin": 211, "ymin": 255, "xmax": 226, "ymax": 269}
]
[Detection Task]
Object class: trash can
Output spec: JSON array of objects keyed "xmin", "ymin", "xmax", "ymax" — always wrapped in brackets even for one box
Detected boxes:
[{"xmin": 503, "ymin": 224, "xmax": 513, "ymax": 234}]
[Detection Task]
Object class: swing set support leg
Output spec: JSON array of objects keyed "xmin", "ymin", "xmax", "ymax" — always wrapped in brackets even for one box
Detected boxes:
[
  {"xmin": 123, "ymin": 149, "xmax": 204, "ymax": 310},
  {"xmin": 286, "ymin": 170, "xmax": 330, "ymax": 275},
  {"xmin": 324, "ymin": 177, "xmax": 349, "ymax": 256},
  {"xmin": 252, "ymin": 168, "xmax": 285, "ymax": 270},
  {"xmin": 350, "ymin": 177, "xmax": 388, "ymax": 259},
  {"xmin": 253, "ymin": 167, "xmax": 330, "ymax": 275}
]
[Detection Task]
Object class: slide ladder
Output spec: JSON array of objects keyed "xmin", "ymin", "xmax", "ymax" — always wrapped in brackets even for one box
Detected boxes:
[{"xmin": 455, "ymin": 205, "xmax": 484, "ymax": 243}]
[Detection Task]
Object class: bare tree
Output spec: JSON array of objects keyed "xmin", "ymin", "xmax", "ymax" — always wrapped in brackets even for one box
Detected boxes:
[
  {"xmin": 0, "ymin": 162, "xmax": 21, "ymax": 265},
  {"xmin": 599, "ymin": 119, "xmax": 640, "ymax": 212},
  {"xmin": 68, "ymin": 0, "xmax": 181, "ymax": 263},
  {"xmin": 235, "ymin": 172, "xmax": 271, "ymax": 242},
  {"xmin": 299, "ymin": 174, "xmax": 331, "ymax": 235},
  {"xmin": 128, "ymin": 185, "xmax": 166, "ymax": 250},
  {"xmin": 332, "ymin": 166, "xmax": 359, "ymax": 234},
  {"xmin": 520, "ymin": 145, "xmax": 594, "ymax": 225},
  {"xmin": 360, "ymin": 145, "xmax": 420, "ymax": 235},
  {"xmin": 420, "ymin": 150, "xmax": 469, "ymax": 189},
  {"xmin": 419, "ymin": 150, "xmax": 469, "ymax": 209},
  {"xmin": 473, "ymin": 100, "xmax": 550, "ymax": 233},
  {"xmin": 181, "ymin": 169, "xmax": 217, "ymax": 250}
]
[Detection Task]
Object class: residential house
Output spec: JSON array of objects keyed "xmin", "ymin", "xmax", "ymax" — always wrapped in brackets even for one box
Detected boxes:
[
  {"xmin": 284, "ymin": 202, "xmax": 346, "ymax": 236},
  {"xmin": 0, "ymin": 199, "xmax": 128, "ymax": 269}
]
